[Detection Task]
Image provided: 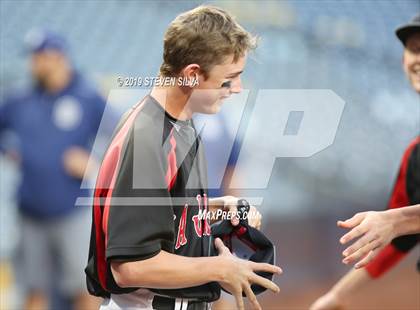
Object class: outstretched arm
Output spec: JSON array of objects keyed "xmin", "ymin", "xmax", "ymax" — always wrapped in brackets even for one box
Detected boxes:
[
  {"xmin": 111, "ymin": 238, "xmax": 282, "ymax": 310},
  {"xmin": 338, "ymin": 204, "xmax": 420, "ymax": 268},
  {"xmin": 310, "ymin": 267, "xmax": 371, "ymax": 310}
]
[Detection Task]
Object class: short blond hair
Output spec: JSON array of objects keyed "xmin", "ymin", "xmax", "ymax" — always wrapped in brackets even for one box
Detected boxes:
[{"xmin": 160, "ymin": 5, "xmax": 257, "ymax": 78}]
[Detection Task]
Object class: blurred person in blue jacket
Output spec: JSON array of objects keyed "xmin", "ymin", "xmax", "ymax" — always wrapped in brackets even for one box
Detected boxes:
[{"xmin": 0, "ymin": 29, "xmax": 107, "ymax": 310}]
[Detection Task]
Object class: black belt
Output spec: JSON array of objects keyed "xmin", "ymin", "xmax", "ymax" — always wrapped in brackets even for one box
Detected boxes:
[{"xmin": 152, "ymin": 296, "xmax": 210, "ymax": 310}]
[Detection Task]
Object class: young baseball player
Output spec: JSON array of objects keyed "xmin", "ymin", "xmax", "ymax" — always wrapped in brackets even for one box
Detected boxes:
[
  {"xmin": 310, "ymin": 13, "xmax": 420, "ymax": 310},
  {"xmin": 85, "ymin": 5, "xmax": 281, "ymax": 310}
]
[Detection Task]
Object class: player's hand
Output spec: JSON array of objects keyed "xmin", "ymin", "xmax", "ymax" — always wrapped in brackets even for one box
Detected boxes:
[
  {"xmin": 222, "ymin": 196, "xmax": 262, "ymax": 229},
  {"xmin": 310, "ymin": 291, "xmax": 343, "ymax": 310},
  {"xmin": 247, "ymin": 205, "xmax": 262, "ymax": 229},
  {"xmin": 62, "ymin": 146, "xmax": 92, "ymax": 179},
  {"xmin": 338, "ymin": 211, "xmax": 395, "ymax": 268},
  {"xmin": 215, "ymin": 238, "xmax": 281, "ymax": 310}
]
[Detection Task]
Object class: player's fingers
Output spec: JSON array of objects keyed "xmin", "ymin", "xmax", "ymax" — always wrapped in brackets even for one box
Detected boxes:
[
  {"xmin": 343, "ymin": 239, "xmax": 380, "ymax": 265},
  {"xmin": 339, "ymin": 224, "xmax": 369, "ymax": 245},
  {"xmin": 243, "ymin": 284, "xmax": 261, "ymax": 310},
  {"xmin": 355, "ymin": 247, "xmax": 382, "ymax": 269},
  {"xmin": 233, "ymin": 290, "xmax": 245, "ymax": 310},
  {"xmin": 249, "ymin": 273, "xmax": 280, "ymax": 293},
  {"xmin": 249, "ymin": 207, "xmax": 262, "ymax": 230},
  {"xmin": 337, "ymin": 212, "xmax": 366, "ymax": 229},
  {"xmin": 214, "ymin": 238, "xmax": 230, "ymax": 255},
  {"xmin": 342, "ymin": 232, "xmax": 374, "ymax": 257},
  {"xmin": 249, "ymin": 261, "xmax": 282, "ymax": 274},
  {"xmin": 248, "ymin": 214, "xmax": 259, "ymax": 229},
  {"xmin": 231, "ymin": 216, "xmax": 240, "ymax": 226},
  {"xmin": 227, "ymin": 204, "xmax": 240, "ymax": 226},
  {"xmin": 255, "ymin": 217, "xmax": 262, "ymax": 230}
]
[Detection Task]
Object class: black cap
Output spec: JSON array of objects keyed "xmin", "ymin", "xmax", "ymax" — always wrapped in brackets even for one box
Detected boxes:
[
  {"xmin": 396, "ymin": 13, "xmax": 420, "ymax": 46},
  {"xmin": 209, "ymin": 200, "xmax": 276, "ymax": 296}
]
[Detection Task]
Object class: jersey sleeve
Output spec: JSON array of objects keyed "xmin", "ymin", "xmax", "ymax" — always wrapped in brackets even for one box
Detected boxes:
[
  {"xmin": 104, "ymin": 120, "xmax": 175, "ymax": 261},
  {"xmin": 365, "ymin": 137, "xmax": 420, "ymax": 278},
  {"xmin": 406, "ymin": 141, "xmax": 420, "ymax": 204}
]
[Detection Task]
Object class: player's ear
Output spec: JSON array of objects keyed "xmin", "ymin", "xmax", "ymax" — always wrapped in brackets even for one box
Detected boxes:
[{"xmin": 181, "ymin": 64, "xmax": 201, "ymax": 85}]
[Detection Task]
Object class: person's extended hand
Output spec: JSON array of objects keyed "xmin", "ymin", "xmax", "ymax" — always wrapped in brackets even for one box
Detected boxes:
[
  {"xmin": 338, "ymin": 211, "xmax": 396, "ymax": 268},
  {"xmin": 215, "ymin": 238, "xmax": 281, "ymax": 310},
  {"xmin": 221, "ymin": 196, "xmax": 262, "ymax": 229}
]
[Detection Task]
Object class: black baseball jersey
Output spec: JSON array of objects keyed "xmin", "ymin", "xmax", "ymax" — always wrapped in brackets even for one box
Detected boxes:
[{"xmin": 85, "ymin": 95, "xmax": 220, "ymax": 302}]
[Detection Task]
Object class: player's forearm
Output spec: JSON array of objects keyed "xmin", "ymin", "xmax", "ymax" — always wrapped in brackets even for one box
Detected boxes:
[
  {"xmin": 111, "ymin": 250, "xmax": 225, "ymax": 289},
  {"xmin": 391, "ymin": 204, "xmax": 420, "ymax": 237},
  {"xmin": 329, "ymin": 268, "xmax": 371, "ymax": 299}
]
